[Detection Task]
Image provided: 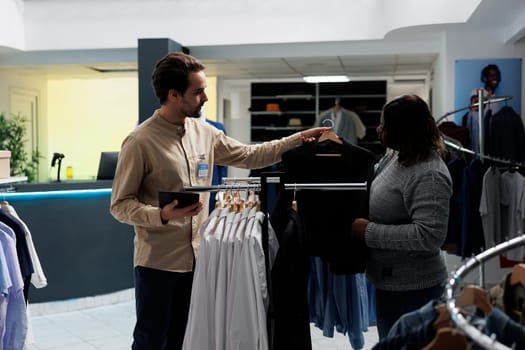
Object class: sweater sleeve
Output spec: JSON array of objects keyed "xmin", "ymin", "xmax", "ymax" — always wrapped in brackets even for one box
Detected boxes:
[{"xmin": 365, "ymin": 169, "xmax": 452, "ymax": 252}]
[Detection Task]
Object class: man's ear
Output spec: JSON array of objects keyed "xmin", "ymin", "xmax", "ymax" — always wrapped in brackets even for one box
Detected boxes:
[{"xmin": 169, "ymin": 89, "xmax": 179, "ymax": 98}]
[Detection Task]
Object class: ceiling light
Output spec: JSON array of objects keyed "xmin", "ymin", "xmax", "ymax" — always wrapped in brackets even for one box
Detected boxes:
[{"xmin": 303, "ymin": 75, "xmax": 350, "ymax": 83}]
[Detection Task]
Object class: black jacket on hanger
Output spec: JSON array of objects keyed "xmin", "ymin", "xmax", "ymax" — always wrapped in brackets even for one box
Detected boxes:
[
  {"xmin": 484, "ymin": 106, "xmax": 525, "ymax": 164},
  {"xmin": 273, "ymin": 138, "xmax": 376, "ymax": 274},
  {"xmin": 270, "ymin": 208, "xmax": 312, "ymax": 350}
]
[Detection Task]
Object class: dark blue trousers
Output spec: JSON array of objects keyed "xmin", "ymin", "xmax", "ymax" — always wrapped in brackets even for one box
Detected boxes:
[
  {"xmin": 375, "ymin": 283, "xmax": 444, "ymax": 340},
  {"xmin": 132, "ymin": 266, "xmax": 194, "ymax": 350}
]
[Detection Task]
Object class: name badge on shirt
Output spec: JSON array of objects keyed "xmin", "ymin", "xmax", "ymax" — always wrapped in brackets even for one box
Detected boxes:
[{"xmin": 197, "ymin": 154, "xmax": 208, "ymax": 178}]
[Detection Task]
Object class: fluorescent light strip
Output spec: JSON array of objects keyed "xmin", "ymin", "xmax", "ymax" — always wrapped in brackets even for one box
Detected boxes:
[
  {"xmin": 2, "ymin": 188, "xmax": 112, "ymax": 200},
  {"xmin": 303, "ymin": 75, "xmax": 350, "ymax": 83}
]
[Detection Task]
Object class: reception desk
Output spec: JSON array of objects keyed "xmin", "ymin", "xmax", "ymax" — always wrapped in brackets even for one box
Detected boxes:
[{"xmin": 2, "ymin": 180, "xmax": 134, "ymax": 303}]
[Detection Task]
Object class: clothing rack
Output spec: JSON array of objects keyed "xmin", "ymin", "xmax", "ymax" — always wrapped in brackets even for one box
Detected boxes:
[
  {"xmin": 439, "ymin": 93, "xmax": 524, "ymax": 169},
  {"xmin": 445, "ymin": 234, "xmax": 525, "ymax": 350},
  {"xmin": 443, "ymin": 138, "xmax": 525, "ymax": 168},
  {"xmin": 187, "ymin": 179, "xmax": 368, "ymax": 192},
  {"xmin": 435, "ymin": 94, "xmax": 512, "ymax": 125},
  {"xmin": 185, "ymin": 174, "xmax": 368, "ymax": 349}
]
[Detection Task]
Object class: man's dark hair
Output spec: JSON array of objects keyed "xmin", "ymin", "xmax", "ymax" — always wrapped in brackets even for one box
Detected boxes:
[
  {"xmin": 152, "ymin": 52, "xmax": 205, "ymax": 104},
  {"xmin": 480, "ymin": 64, "xmax": 501, "ymax": 84},
  {"xmin": 381, "ymin": 94, "xmax": 445, "ymax": 166}
]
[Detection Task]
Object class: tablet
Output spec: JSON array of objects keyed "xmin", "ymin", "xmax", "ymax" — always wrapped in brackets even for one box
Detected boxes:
[{"xmin": 159, "ymin": 191, "xmax": 199, "ymax": 208}]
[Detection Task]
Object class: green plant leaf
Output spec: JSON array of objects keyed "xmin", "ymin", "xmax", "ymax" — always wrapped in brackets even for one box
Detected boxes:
[{"xmin": 0, "ymin": 112, "xmax": 41, "ymax": 182}]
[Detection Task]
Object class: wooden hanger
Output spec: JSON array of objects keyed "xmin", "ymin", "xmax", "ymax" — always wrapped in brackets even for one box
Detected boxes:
[
  {"xmin": 421, "ymin": 327, "xmax": 468, "ymax": 350},
  {"xmin": 456, "ymin": 284, "xmax": 493, "ymax": 316},
  {"xmin": 510, "ymin": 263, "xmax": 525, "ymax": 286},
  {"xmin": 318, "ymin": 130, "xmax": 343, "ymax": 144},
  {"xmin": 432, "ymin": 303, "xmax": 452, "ymax": 330}
]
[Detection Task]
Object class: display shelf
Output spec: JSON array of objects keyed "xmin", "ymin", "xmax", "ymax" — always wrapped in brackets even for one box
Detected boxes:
[{"xmin": 250, "ymin": 80, "xmax": 387, "ymax": 157}]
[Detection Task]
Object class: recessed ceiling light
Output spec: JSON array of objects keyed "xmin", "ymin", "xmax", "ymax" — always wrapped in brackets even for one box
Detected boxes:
[{"xmin": 303, "ymin": 75, "xmax": 350, "ymax": 83}]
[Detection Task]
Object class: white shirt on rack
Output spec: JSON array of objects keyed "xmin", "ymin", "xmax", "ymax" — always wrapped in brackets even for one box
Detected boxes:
[
  {"xmin": 0, "ymin": 203, "xmax": 47, "ymax": 289},
  {"xmin": 182, "ymin": 208, "xmax": 221, "ymax": 350},
  {"xmin": 0, "ymin": 222, "xmax": 28, "ymax": 350}
]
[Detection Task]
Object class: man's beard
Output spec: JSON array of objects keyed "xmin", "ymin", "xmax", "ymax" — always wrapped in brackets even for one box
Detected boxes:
[{"xmin": 188, "ymin": 105, "xmax": 203, "ymax": 118}]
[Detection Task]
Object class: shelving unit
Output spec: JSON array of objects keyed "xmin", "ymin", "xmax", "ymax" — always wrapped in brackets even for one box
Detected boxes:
[
  {"xmin": 250, "ymin": 82, "xmax": 316, "ymax": 142},
  {"xmin": 250, "ymin": 80, "xmax": 387, "ymax": 157}
]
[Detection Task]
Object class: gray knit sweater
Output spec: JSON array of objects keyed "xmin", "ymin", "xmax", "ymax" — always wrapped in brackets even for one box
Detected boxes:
[{"xmin": 365, "ymin": 149, "xmax": 452, "ymax": 291}]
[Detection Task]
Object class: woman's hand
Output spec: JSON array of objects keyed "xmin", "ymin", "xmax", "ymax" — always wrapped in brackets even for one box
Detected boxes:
[
  {"xmin": 300, "ymin": 127, "xmax": 331, "ymax": 143},
  {"xmin": 351, "ymin": 218, "xmax": 370, "ymax": 240}
]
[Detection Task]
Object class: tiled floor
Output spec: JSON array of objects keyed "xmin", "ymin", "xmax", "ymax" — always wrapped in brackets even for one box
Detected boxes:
[{"xmin": 26, "ymin": 298, "xmax": 379, "ymax": 350}]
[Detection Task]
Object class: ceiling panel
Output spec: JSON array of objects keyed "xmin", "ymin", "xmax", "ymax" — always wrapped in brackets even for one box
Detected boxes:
[{"xmin": 0, "ymin": 53, "xmax": 438, "ymax": 80}]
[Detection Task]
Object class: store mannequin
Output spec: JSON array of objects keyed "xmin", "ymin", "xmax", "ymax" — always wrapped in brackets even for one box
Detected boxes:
[{"xmin": 315, "ymin": 97, "xmax": 366, "ymax": 144}]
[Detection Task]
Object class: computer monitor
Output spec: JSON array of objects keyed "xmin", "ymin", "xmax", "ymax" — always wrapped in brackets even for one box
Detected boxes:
[{"xmin": 96, "ymin": 152, "xmax": 119, "ymax": 180}]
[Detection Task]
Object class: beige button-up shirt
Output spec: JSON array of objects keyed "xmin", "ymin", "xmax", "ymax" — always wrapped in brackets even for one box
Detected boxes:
[{"xmin": 110, "ymin": 111, "xmax": 302, "ymax": 272}]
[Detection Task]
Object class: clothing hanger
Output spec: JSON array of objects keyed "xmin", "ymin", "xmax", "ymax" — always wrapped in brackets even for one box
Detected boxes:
[
  {"xmin": 510, "ymin": 263, "xmax": 525, "ymax": 287},
  {"xmin": 507, "ymin": 263, "xmax": 525, "ymax": 322},
  {"xmin": 421, "ymin": 327, "xmax": 468, "ymax": 350},
  {"xmin": 291, "ymin": 183, "xmax": 298, "ymax": 212},
  {"xmin": 455, "ymin": 284, "xmax": 493, "ymax": 316},
  {"xmin": 318, "ymin": 130, "xmax": 343, "ymax": 144},
  {"xmin": 432, "ymin": 303, "xmax": 453, "ymax": 330}
]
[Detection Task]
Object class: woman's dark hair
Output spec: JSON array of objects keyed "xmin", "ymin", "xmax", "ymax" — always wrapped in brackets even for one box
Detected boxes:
[
  {"xmin": 381, "ymin": 94, "xmax": 445, "ymax": 166},
  {"xmin": 151, "ymin": 52, "xmax": 205, "ymax": 104}
]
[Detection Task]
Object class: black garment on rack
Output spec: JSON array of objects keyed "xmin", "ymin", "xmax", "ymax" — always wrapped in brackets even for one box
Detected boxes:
[
  {"xmin": 270, "ymin": 208, "xmax": 312, "ymax": 350},
  {"xmin": 459, "ymin": 158, "xmax": 488, "ymax": 257},
  {"xmin": 274, "ymin": 138, "xmax": 376, "ymax": 274},
  {"xmin": 484, "ymin": 106, "xmax": 525, "ymax": 166},
  {"xmin": 443, "ymin": 155, "xmax": 468, "ymax": 249}
]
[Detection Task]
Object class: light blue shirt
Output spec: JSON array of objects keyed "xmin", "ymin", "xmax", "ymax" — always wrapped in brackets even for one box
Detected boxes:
[{"xmin": 0, "ymin": 222, "xmax": 28, "ymax": 350}]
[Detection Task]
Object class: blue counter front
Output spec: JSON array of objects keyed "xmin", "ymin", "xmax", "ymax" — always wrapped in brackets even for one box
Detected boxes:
[{"xmin": 2, "ymin": 181, "xmax": 134, "ymax": 303}]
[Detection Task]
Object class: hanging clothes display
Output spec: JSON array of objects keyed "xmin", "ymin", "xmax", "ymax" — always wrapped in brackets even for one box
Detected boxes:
[
  {"xmin": 182, "ymin": 197, "xmax": 278, "ymax": 350},
  {"xmin": 443, "ymin": 236, "xmax": 525, "ymax": 349},
  {"xmin": 0, "ymin": 199, "xmax": 47, "ymax": 349},
  {"xmin": 0, "ymin": 209, "xmax": 34, "ymax": 302},
  {"xmin": 0, "ymin": 221, "xmax": 28, "ymax": 350},
  {"xmin": 0, "ymin": 202, "xmax": 47, "ymax": 290},
  {"xmin": 270, "ymin": 136, "xmax": 377, "ymax": 349},
  {"xmin": 440, "ymin": 98, "xmax": 525, "ymax": 259},
  {"xmin": 483, "ymin": 106, "xmax": 525, "ymax": 165},
  {"xmin": 374, "ymin": 236, "xmax": 525, "ymax": 349},
  {"xmin": 479, "ymin": 168, "xmax": 525, "ymax": 263}
]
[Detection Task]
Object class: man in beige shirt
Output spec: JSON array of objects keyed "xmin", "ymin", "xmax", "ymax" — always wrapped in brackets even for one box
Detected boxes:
[{"xmin": 110, "ymin": 52, "xmax": 328, "ymax": 350}]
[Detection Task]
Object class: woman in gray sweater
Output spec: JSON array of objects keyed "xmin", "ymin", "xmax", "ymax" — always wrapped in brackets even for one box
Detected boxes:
[{"xmin": 351, "ymin": 94, "xmax": 453, "ymax": 339}]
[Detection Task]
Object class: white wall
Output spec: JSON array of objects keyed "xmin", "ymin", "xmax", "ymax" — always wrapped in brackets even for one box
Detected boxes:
[
  {"xmin": 13, "ymin": 0, "xmax": 480, "ymax": 50},
  {"xmin": 46, "ymin": 77, "xmax": 138, "ymax": 181},
  {"xmin": 217, "ymin": 78, "xmax": 251, "ymax": 178}
]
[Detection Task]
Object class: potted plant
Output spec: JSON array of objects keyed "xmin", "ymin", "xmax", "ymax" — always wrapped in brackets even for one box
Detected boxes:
[{"xmin": 0, "ymin": 112, "xmax": 41, "ymax": 182}]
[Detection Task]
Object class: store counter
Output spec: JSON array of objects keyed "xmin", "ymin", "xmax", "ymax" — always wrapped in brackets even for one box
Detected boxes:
[{"xmin": 2, "ymin": 180, "xmax": 134, "ymax": 303}]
